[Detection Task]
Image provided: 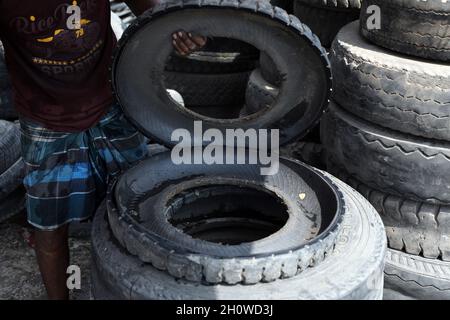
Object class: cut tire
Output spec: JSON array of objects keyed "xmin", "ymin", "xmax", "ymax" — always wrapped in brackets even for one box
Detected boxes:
[
  {"xmin": 360, "ymin": 0, "xmax": 450, "ymax": 62},
  {"xmin": 321, "ymin": 101, "xmax": 450, "ymax": 205},
  {"xmin": 243, "ymin": 69, "xmax": 278, "ymax": 115},
  {"xmin": 113, "ymin": 0, "xmax": 331, "ymax": 147},
  {"xmin": 108, "ymin": 153, "xmax": 344, "ymax": 285},
  {"xmin": 332, "ymin": 21, "xmax": 450, "ymax": 141},
  {"xmin": 92, "ymin": 167, "xmax": 386, "ymax": 299},
  {"xmin": 0, "ymin": 187, "xmax": 26, "ymax": 223}
]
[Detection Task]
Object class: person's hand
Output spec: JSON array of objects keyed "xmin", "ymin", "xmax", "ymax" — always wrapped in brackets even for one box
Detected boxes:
[{"xmin": 172, "ymin": 31, "xmax": 207, "ymax": 56}]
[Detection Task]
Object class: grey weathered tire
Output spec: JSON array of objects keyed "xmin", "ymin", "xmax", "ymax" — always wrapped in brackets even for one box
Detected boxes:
[
  {"xmin": 328, "ymin": 163, "xmax": 450, "ymax": 261},
  {"xmin": 91, "ymin": 170, "xmax": 386, "ymax": 300},
  {"xmin": 322, "ymin": 102, "xmax": 450, "ymax": 205},
  {"xmin": 384, "ymin": 249, "xmax": 450, "ymax": 300},
  {"xmin": 293, "ymin": 1, "xmax": 359, "ymax": 48},
  {"xmin": 113, "ymin": 0, "xmax": 331, "ymax": 147},
  {"xmin": 332, "ymin": 22, "xmax": 450, "ymax": 141},
  {"xmin": 108, "ymin": 154, "xmax": 344, "ymax": 285},
  {"xmin": 244, "ymin": 69, "xmax": 278, "ymax": 115},
  {"xmin": 0, "ymin": 121, "xmax": 21, "ymax": 175},
  {"xmin": 360, "ymin": 0, "xmax": 450, "ymax": 62},
  {"xmin": 0, "ymin": 157, "xmax": 25, "ymax": 199}
]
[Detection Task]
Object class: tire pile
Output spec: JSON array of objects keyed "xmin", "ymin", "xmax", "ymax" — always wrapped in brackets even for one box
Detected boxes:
[
  {"xmin": 322, "ymin": 1, "xmax": 450, "ymax": 299},
  {"xmin": 91, "ymin": 0, "xmax": 386, "ymax": 300},
  {"xmin": 0, "ymin": 43, "xmax": 26, "ymax": 224}
]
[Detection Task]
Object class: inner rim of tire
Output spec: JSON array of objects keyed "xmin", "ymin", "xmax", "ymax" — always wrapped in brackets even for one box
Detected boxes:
[{"xmin": 167, "ymin": 185, "xmax": 289, "ymax": 245}]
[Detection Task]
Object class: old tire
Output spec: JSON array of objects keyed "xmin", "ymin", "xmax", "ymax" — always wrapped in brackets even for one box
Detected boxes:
[
  {"xmin": 322, "ymin": 102, "xmax": 450, "ymax": 205},
  {"xmin": 384, "ymin": 249, "xmax": 450, "ymax": 300},
  {"xmin": 293, "ymin": 0, "xmax": 360, "ymax": 48},
  {"xmin": 360, "ymin": 0, "xmax": 450, "ymax": 62},
  {"xmin": 244, "ymin": 69, "xmax": 278, "ymax": 115},
  {"xmin": 0, "ymin": 121, "xmax": 21, "ymax": 175},
  {"xmin": 332, "ymin": 22, "xmax": 450, "ymax": 141},
  {"xmin": 0, "ymin": 53, "xmax": 17, "ymax": 120},
  {"xmin": 91, "ymin": 168, "xmax": 386, "ymax": 299},
  {"xmin": 108, "ymin": 154, "xmax": 344, "ymax": 285},
  {"xmin": 164, "ymin": 71, "xmax": 250, "ymax": 108},
  {"xmin": 113, "ymin": 0, "xmax": 331, "ymax": 147},
  {"xmin": 328, "ymin": 164, "xmax": 450, "ymax": 261}
]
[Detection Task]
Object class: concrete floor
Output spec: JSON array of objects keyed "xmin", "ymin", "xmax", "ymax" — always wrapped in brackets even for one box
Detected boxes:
[{"xmin": 0, "ymin": 215, "xmax": 91, "ymax": 300}]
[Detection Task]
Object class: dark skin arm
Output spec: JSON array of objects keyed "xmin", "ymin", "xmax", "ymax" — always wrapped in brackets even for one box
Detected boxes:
[{"xmin": 123, "ymin": 0, "xmax": 207, "ymax": 55}]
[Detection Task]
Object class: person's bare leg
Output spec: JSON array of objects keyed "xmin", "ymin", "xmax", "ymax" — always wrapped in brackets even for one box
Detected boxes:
[{"xmin": 34, "ymin": 224, "xmax": 70, "ymax": 300}]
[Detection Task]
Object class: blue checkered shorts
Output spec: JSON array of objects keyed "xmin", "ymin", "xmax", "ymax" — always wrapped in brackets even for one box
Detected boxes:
[{"xmin": 19, "ymin": 104, "xmax": 148, "ymax": 230}]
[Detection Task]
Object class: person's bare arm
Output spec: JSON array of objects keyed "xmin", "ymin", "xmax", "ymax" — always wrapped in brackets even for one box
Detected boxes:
[{"xmin": 123, "ymin": 0, "xmax": 207, "ymax": 55}]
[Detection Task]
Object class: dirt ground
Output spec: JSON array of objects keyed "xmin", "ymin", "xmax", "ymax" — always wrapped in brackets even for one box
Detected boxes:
[{"xmin": 0, "ymin": 215, "xmax": 92, "ymax": 300}]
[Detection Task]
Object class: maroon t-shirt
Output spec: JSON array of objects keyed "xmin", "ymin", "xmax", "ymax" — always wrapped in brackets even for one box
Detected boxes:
[{"xmin": 0, "ymin": 0, "xmax": 116, "ymax": 131}]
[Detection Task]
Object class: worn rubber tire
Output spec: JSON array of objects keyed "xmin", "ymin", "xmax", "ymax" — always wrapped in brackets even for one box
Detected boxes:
[
  {"xmin": 164, "ymin": 71, "xmax": 250, "ymax": 108},
  {"xmin": 328, "ymin": 163, "xmax": 450, "ymax": 261},
  {"xmin": 0, "ymin": 121, "xmax": 21, "ymax": 175},
  {"xmin": 296, "ymin": 0, "xmax": 361, "ymax": 9},
  {"xmin": 281, "ymin": 142, "xmax": 326, "ymax": 170},
  {"xmin": 293, "ymin": 1, "xmax": 359, "ymax": 48},
  {"xmin": 92, "ymin": 169, "xmax": 386, "ymax": 300},
  {"xmin": 0, "ymin": 54, "xmax": 17, "ymax": 120},
  {"xmin": 0, "ymin": 157, "xmax": 25, "ymax": 199},
  {"xmin": 244, "ymin": 69, "xmax": 278, "ymax": 115},
  {"xmin": 360, "ymin": 0, "xmax": 450, "ymax": 62},
  {"xmin": 0, "ymin": 187, "xmax": 26, "ymax": 223},
  {"xmin": 108, "ymin": 154, "xmax": 344, "ymax": 285},
  {"xmin": 384, "ymin": 249, "xmax": 450, "ymax": 300},
  {"xmin": 332, "ymin": 22, "xmax": 450, "ymax": 141},
  {"xmin": 113, "ymin": 0, "xmax": 331, "ymax": 147},
  {"xmin": 322, "ymin": 102, "xmax": 450, "ymax": 205}
]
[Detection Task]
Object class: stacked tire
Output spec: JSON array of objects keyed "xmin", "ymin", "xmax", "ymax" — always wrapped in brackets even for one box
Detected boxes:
[
  {"xmin": 322, "ymin": 0, "xmax": 450, "ymax": 300},
  {"xmin": 0, "ymin": 43, "xmax": 26, "ymax": 223},
  {"xmin": 92, "ymin": 0, "xmax": 386, "ymax": 300}
]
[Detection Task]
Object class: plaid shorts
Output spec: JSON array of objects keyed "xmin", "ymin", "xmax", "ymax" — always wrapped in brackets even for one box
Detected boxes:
[{"xmin": 19, "ymin": 104, "xmax": 148, "ymax": 230}]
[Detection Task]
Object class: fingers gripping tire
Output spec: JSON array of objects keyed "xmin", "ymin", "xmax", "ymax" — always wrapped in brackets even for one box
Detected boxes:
[
  {"xmin": 113, "ymin": 0, "xmax": 331, "ymax": 147},
  {"xmin": 91, "ymin": 164, "xmax": 386, "ymax": 299},
  {"xmin": 360, "ymin": 0, "xmax": 450, "ymax": 62}
]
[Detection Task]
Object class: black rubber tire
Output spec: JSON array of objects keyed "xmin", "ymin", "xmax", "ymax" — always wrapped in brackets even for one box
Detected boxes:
[
  {"xmin": 384, "ymin": 249, "xmax": 450, "ymax": 300},
  {"xmin": 113, "ymin": 0, "xmax": 331, "ymax": 147},
  {"xmin": 328, "ymin": 163, "xmax": 450, "ymax": 262},
  {"xmin": 321, "ymin": 101, "xmax": 450, "ymax": 205},
  {"xmin": 243, "ymin": 69, "xmax": 278, "ymax": 115},
  {"xmin": 332, "ymin": 22, "xmax": 450, "ymax": 141},
  {"xmin": 92, "ymin": 168, "xmax": 386, "ymax": 300},
  {"xmin": 0, "ymin": 121, "xmax": 21, "ymax": 175},
  {"xmin": 164, "ymin": 71, "xmax": 250, "ymax": 108},
  {"xmin": 293, "ymin": 1, "xmax": 360, "ymax": 48},
  {"xmin": 0, "ymin": 187, "xmax": 26, "ymax": 224},
  {"xmin": 0, "ymin": 53, "xmax": 17, "ymax": 120},
  {"xmin": 0, "ymin": 157, "xmax": 25, "ymax": 199},
  {"xmin": 271, "ymin": 0, "xmax": 293, "ymax": 12},
  {"xmin": 108, "ymin": 154, "xmax": 343, "ymax": 284},
  {"xmin": 360, "ymin": 0, "xmax": 450, "ymax": 62},
  {"xmin": 296, "ymin": 0, "xmax": 361, "ymax": 9},
  {"xmin": 281, "ymin": 142, "xmax": 326, "ymax": 170}
]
